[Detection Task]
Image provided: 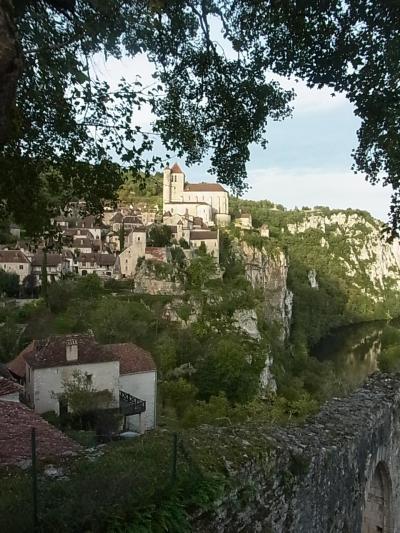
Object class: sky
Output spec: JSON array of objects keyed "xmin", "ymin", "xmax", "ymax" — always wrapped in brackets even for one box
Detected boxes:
[{"xmin": 93, "ymin": 54, "xmax": 392, "ymax": 222}]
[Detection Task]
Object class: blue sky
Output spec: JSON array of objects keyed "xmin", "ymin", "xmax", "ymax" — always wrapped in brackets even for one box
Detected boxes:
[{"xmin": 94, "ymin": 54, "xmax": 392, "ymax": 222}]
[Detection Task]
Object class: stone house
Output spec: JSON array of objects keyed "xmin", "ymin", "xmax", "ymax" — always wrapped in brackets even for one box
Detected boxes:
[
  {"xmin": 117, "ymin": 227, "xmax": 147, "ymax": 278},
  {"xmin": 9, "ymin": 334, "xmax": 157, "ymax": 432},
  {"xmin": 260, "ymin": 224, "xmax": 270, "ymax": 237},
  {"xmin": 76, "ymin": 215, "xmax": 102, "ymax": 240},
  {"xmin": 123, "ymin": 215, "xmax": 144, "ymax": 231},
  {"xmin": 31, "ymin": 252, "xmax": 71, "ymax": 285},
  {"xmin": 0, "ymin": 250, "xmax": 31, "ymax": 283},
  {"xmin": 235, "ymin": 213, "xmax": 253, "ymax": 229},
  {"xmin": 75, "ymin": 253, "xmax": 115, "ymax": 277},
  {"xmin": 189, "ymin": 230, "xmax": 219, "ymax": 258}
]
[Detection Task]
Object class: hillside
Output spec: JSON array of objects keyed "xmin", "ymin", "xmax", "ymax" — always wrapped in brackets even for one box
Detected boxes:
[{"xmin": 230, "ymin": 199, "xmax": 400, "ymax": 353}]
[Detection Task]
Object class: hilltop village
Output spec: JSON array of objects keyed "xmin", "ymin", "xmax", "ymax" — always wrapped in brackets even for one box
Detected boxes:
[{"xmin": 0, "ymin": 163, "xmax": 262, "ymax": 290}]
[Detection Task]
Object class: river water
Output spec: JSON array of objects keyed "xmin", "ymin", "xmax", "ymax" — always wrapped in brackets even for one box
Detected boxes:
[{"xmin": 311, "ymin": 320, "xmax": 399, "ymax": 390}]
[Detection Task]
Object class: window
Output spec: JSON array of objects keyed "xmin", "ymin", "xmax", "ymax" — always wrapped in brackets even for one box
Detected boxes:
[
  {"xmin": 138, "ymin": 237, "xmax": 140, "ymax": 241},
  {"xmin": 19, "ymin": 265, "xmax": 23, "ymax": 270}
]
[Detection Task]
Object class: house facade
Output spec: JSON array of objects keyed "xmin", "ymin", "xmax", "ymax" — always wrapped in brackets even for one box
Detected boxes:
[
  {"xmin": 9, "ymin": 334, "xmax": 157, "ymax": 433},
  {"xmin": 0, "ymin": 250, "xmax": 31, "ymax": 283}
]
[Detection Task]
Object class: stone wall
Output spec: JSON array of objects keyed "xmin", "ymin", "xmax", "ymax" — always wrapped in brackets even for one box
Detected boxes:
[{"xmin": 191, "ymin": 373, "xmax": 400, "ymax": 532}]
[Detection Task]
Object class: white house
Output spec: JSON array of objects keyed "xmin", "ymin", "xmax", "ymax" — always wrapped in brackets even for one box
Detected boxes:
[
  {"xmin": 8, "ymin": 334, "xmax": 157, "ymax": 433},
  {"xmin": 0, "ymin": 250, "xmax": 31, "ymax": 283},
  {"xmin": 163, "ymin": 163, "xmax": 231, "ymax": 226}
]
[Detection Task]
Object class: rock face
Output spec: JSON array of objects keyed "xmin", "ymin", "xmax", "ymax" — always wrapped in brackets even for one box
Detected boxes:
[
  {"xmin": 233, "ymin": 308, "xmax": 261, "ymax": 340},
  {"xmin": 191, "ymin": 373, "xmax": 400, "ymax": 532},
  {"xmin": 240, "ymin": 242, "xmax": 292, "ymax": 338},
  {"xmin": 287, "ymin": 211, "xmax": 400, "ymax": 298}
]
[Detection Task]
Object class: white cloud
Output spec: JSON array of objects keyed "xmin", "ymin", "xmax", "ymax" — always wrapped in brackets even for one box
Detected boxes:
[
  {"xmin": 270, "ymin": 75, "xmax": 350, "ymax": 114},
  {"xmin": 245, "ymin": 167, "xmax": 392, "ymax": 222}
]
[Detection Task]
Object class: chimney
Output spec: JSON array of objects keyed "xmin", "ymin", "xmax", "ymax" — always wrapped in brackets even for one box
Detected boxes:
[{"xmin": 66, "ymin": 337, "xmax": 78, "ymax": 361}]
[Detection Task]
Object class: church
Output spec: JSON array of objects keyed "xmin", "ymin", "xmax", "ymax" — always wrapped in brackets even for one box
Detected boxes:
[{"xmin": 162, "ymin": 163, "xmax": 231, "ymax": 226}]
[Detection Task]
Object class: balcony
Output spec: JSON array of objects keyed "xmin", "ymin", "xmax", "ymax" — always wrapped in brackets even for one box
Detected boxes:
[{"xmin": 119, "ymin": 390, "xmax": 146, "ymax": 416}]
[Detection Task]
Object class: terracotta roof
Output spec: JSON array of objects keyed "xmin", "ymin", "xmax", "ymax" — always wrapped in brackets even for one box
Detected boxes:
[
  {"xmin": 7, "ymin": 341, "xmax": 35, "ymax": 379},
  {"xmin": 145, "ymin": 247, "xmax": 167, "ymax": 262},
  {"xmin": 25, "ymin": 335, "xmax": 119, "ymax": 370},
  {"xmin": 31, "ymin": 253, "xmax": 63, "ymax": 267},
  {"xmin": 0, "ymin": 250, "xmax": 29, "ymax": 264},
  {"xmin": 103, "ymin": 343, "xmax": 156, "ymax": 375},
  {"xmin": 170, "ymin": 162, "xmax": 183, "ymax": 174},
  {"xmin": 0, "ymin": 402, "xmax": 80, "ymax": 466},
  {"xmin": 184, "ymin": 182, "xmax": 227, "ymax": 192},
  {"xmin": 190, "ymin": 231, "xmax": 218, "ymax": 240},
  {"xmin": 0, "ymin": 377, "xmax": 22, "ymax": 397}
]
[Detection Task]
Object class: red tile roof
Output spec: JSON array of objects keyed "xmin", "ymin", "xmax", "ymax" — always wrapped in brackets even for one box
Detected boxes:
[
  {"xmin": 9, "ymin": 336, "xmax": 156, "ymax": 377},
  {"xmin": 170, "ymin": 162, "xmax": 183, "ymax": 173},
  {"xmin": 145, "ymin": 247, "xmax": 167, "ymax": 262},
  {"xmin": 0, "ymin": 377, "xmax": 22, "ymax": 397},
  {"xmin": 104, "ymin": 343, "xmax": 156, "ymax": 375},
  {"xmin": 7, "ymin": 341, "xmax": 35, "ymax": 379},
  {"xmin": 0, "ymin": 402, "xmax": 80, "ymax": 466},
  {"xmin": 24, "ymin": 335, "xmax": 119, "ymax": 370},
  {"xmin": 184, "ymin": 182, "xmax": 227, "ymax": 192},
  {"xmin": 0, "ymin": 250, "xmax": 29, "ymax": 264}
]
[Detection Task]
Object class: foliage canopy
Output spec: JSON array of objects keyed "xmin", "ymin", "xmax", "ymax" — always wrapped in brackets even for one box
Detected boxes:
[{"xmin": 1, "ymin": 1, "xmax": 400, "ymax": 230}]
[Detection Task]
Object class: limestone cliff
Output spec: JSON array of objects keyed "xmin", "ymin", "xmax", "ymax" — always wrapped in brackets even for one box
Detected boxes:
[
  {"xmin": 240, "ymin": 241, "xmax": 293, "ymax": 338},
  {"xmin": 286, "ymin": 210, "xmax": 400, "ymax": 300}
]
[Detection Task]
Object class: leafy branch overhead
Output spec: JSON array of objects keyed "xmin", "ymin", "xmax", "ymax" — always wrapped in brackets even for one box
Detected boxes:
[{"xmin": 0, "ymin": 1, "xmax": 399, "ymax": 228}]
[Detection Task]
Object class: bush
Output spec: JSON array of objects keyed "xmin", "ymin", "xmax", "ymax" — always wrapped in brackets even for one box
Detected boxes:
[{"xmin": 0, "ymin": 270, "xmax": 19, "ymax": 297}]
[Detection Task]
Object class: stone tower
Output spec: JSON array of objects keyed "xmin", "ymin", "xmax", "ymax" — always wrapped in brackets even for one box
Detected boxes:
[{"xmin": 170, "ymin": 162, "xmax": 185, "ymax": 202}]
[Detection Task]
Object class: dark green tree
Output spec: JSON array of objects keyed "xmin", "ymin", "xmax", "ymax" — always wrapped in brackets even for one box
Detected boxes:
[
  {"xmin": 0, "ymin": 269, "xmax": 19, "ymax": 297},
  {"xmin": 148, "ymin": 225, "xmax": 172, "ymax": 247},
  {"xmin": 119, "ymin": 222, "xmax": 125, "ymax": 252}
]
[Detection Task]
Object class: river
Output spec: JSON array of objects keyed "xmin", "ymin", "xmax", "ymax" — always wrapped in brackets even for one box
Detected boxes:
[{"xmin": 311, "ymin": 320, "xmax": 400, "ymax": 391}]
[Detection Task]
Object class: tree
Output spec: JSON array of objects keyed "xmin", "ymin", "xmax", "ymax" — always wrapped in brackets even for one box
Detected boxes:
[
  {"xmin": 160, "ymin": 378, "xmax": 198, "ymax": 418},
  {"xmin": 119, "ymin": 222, "xmax": 125, "ymax": 252},
  {"xmin": 195, "ymin": 336, "xmax": 262, "ymax": 403},
  {"xmin": 0, "ymin": 269, "xmax": 19, "ymax": 297},
  {"xmin": 148, "ymin": 225, "xmax": 172, "ymax": 247},
  {"xmin": 56, "ymin": 369, "xmax": 114, "ymax": 429},
  {"xmin": 1, "ymin": 2, "xmax": 400, "ymax": 229},
  {"xmin": 187, "ymin": 254, "xmax": 216, "ymax": 289}
]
